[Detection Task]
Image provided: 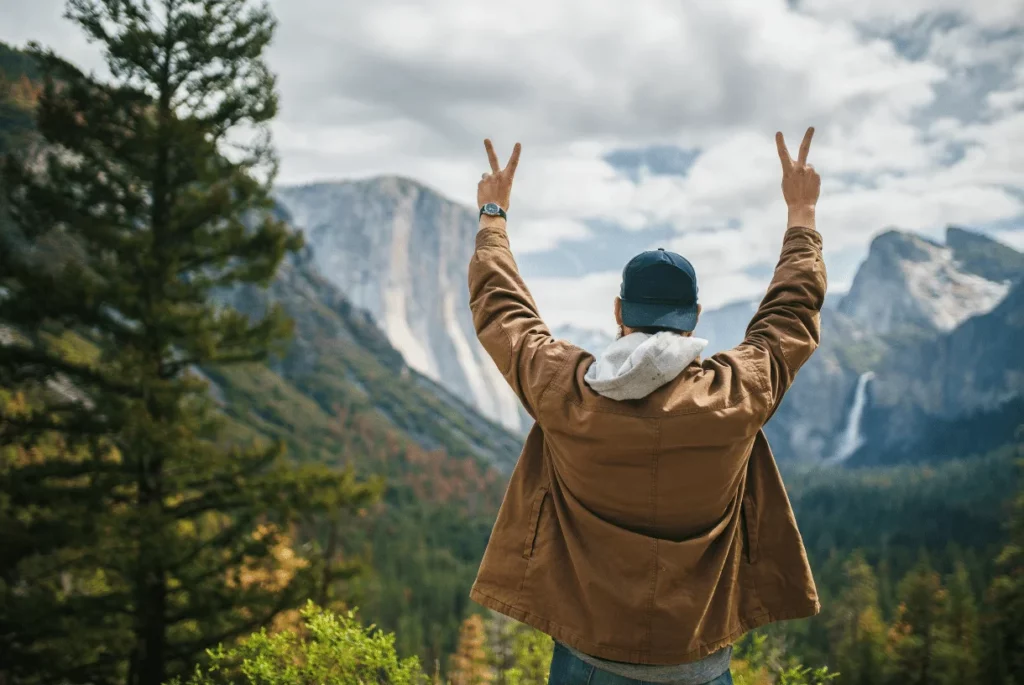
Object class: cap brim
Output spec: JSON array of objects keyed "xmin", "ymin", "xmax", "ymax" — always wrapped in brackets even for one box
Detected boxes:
[{"xmin": 621, "ymin": 300, "xmax": 699, "ymax": 332}]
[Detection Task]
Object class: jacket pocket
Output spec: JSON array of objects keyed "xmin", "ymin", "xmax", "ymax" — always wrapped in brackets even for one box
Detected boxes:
[
  {"xmin": 523, "ymin": 486, "xmax": 549, "ymax": 559},
  {"xmin": 742, "ymin": 493, "xmax": 760, "ymax": 564}
]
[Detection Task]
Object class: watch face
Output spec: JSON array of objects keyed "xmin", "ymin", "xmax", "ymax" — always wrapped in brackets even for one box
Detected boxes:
[{"xmin": 484, "ymin": 203, "xmax": 499, "ymax": 214}]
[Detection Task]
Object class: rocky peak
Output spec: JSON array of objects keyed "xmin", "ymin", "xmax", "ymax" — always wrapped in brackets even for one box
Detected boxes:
[
  {"xmin": 945, "ymin": 225, "xmax": 1024, "ymax": 283},
  {"xmin": 866, "ymin": 229, "xmax": 941, "ymax": 264},
  {"xmin": 838, "ymin": 227, "xmax": 1016, "ymax": 336}
]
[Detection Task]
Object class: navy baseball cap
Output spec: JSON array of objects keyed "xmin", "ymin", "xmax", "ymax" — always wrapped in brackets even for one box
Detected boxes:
[{"xmin": 619, "ymin": 248, "xmax": 699, "ymax": 332}]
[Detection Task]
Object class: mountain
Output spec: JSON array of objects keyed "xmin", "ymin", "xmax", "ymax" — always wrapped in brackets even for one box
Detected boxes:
[
  {"xmin": 275, "ymin": 178, "xmax": 527, "ymax": 433},
  {"xmin": 837, "ymin": 228, "xmax": 1019, "ymax": 336},
  {"xmin": 695, "ymin": 297, "xmax": 759, "ymax": 355},
  {"xmin": 552, "ymin": 323, "xmax": 614, "ymax": 355},
  {"xmin": 762, "ymin": 308, "xmax": 878, "ymax": 463},
  {"xmin": 213, "ymin": 232, "xmax": 521, "ymax": 476},
  {"xmin": 874, "ymin": 276, "xmax": 1024, "ymax": 425},
  {"xmin": 782, "ymin": 226, "xmax": 1024, "ymax": 464},
  {"xmin": 852, "ymin": 278, "xmax": 1024, "ymax": 464},
  {"xmin": 945, "ymin": 226, "xmax": 1024, "ymax": 283}
]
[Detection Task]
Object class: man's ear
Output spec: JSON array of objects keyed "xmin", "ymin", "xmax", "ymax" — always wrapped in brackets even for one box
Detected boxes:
[
  {"xmin": 697, "ymin": 303, "xmax": 703, "ymax": 320},
  {"xmin": 614, "ymin": 297, "xmax": 623, "ymax": 326}
]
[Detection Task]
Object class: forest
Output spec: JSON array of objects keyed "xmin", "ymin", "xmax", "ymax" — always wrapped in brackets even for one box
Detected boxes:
[{"xmin": 1, "ymin": 2, "xmax": 1021, "ymax": 684}]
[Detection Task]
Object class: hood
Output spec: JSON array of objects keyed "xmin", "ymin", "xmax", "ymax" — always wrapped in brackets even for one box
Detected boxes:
[{"xmin": 583, "ymin": 331, "xmax": 709, "ymax": 401}]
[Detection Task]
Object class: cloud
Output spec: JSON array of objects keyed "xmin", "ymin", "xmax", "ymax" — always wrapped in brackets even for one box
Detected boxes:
[
  {"xmin": 994, "ymin": 228, "xmax": 1024, "ymax": 250},
  {"xmin": 604, "ymin": 146, "xmax": 701, "ymax": 182},
  {"xmin": 2, "ymin": 0, "xmax": 1022, "ymax": 329},
  {"xmin": 0, "ymin": 2, "xmax": 103, "ymax": 73},
  {"xmin": 528, "ymin": 270, "xmax": 622, "ymax": 331},
  {"xmin": 513, "ymin": 217, "xmax": 591, "ymax": 255},
  {"xmin": 797, "ymin": 0, "xmax": 1024, "ymax": 30}
]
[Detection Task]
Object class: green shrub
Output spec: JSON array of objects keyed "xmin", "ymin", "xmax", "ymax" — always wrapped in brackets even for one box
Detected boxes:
[
  {"xmin": 502, "ymin": 625, "xmax": 553, "ymax": 685},
  {"xmin": 175, "ymin": 602, "xmax": 428, "ymax": 685},
  {"xmin": 731, "ymin": 634, "xmax": 838, "ymax": 685}
]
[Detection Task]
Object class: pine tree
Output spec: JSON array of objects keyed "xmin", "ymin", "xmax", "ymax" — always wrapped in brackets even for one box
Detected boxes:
[
  {"xmin": 0, "ymin": 2, "xmax": 376, "ymax": 684},
  {"xmin": 884, "ymin": 557, "xmax": 945, "ymax": 685},
  {"xmin": 985, "ymin": 453, "xmax": 1024, "ymax": 683},
  {"xmin": 826, "ymin": 553, "xmax": 887, "ymax": 685},
  {"xmin": 450, "ymin": 614, "xmax": 493, "ymax": 685},
  {"xmin": 933, "ymin": 561, "xmax": 979, "ymax": 685}
]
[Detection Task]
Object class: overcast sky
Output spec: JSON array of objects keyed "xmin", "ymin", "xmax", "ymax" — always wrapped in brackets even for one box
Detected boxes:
[{"xmin": 2, "ymin": 0, "xmax": 1023, "ymax": 328}]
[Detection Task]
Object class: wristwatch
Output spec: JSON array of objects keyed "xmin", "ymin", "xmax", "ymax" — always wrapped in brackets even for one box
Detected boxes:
[{"xmin": 479, "ymin": 203, "xmax": 507, "ymax": 220}]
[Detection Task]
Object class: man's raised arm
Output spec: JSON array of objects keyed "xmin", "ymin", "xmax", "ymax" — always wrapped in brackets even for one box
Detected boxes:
[
  {"xmin": 731, "ymin": 127, "xmax": 828, "ymax": 418},
  {"xmin": 468, "ymin": 140, "xmax": 574, "ymax": 420}
]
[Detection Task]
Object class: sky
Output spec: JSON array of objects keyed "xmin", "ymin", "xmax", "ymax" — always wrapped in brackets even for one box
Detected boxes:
[{"xmin": 2, "ymin": 0, "xmax": 1023, "ymax": 329}]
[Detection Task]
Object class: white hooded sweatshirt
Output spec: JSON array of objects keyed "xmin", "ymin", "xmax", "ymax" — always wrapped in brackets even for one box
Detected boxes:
[{"xmin": 583, "ymin": 331, "xmax": 709, "ymax": 401}]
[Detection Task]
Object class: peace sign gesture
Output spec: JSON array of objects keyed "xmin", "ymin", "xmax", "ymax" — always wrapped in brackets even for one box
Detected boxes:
[
  {"xmin": 776, "ymin": 127, "xmax": 820, "ymax": 211},
  {"xmin": 478, "ymin": 139, "xmax": 522, "ymax": 213}
]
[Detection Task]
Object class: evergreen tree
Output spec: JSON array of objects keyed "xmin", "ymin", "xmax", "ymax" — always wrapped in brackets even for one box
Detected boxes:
[
  {"xmin": 826, "ymin": 553, "xmax": 887, "ymax": 685},
  {"xmin": 0, "ymin": 1, "xmax": 376, "ymax": 684},
  {"xmin": 986, "ymin": 454, "xmax": 1024, "ymax": 683},
  {"xmin": 934, "ymin": 561, "xmax": 979, "ymax": 685},
  {"xmin": 450, "ymin": 614, "xmax": 493, "ymax": 685},
  {"xmin": 884, "ymin": 557, "xmax": 945, "ymax": 685}
]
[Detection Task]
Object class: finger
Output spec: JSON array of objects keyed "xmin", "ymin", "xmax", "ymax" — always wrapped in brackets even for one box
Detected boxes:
[
  {"xmin": 775, "ymin": 132, "xmax": 792, "ymax": 171},
  {"xmin": 505, "ymin": 142, "xmax": 522, "ymax": 177},
  {"xmin": 481, "ymin": 172, "xmax": 490, "ymax": 181},
  {"xmin": 484, "ymin": 139, "xmax": 500, "ymax": 173},
  {"xmin": 797, "ymin": 127, "xmax": 814, "ymax": 165}
]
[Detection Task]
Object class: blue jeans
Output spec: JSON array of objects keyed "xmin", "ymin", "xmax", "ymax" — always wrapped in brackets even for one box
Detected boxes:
[{"xmin": 547, "ymin": 642, "xmax": 734, "ymax": 685}]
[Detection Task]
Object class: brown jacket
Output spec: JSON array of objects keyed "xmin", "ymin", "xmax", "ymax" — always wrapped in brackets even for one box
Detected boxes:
[{"xmin": 467, "ymin": 223, "xmax": 826, "ymax": 665}]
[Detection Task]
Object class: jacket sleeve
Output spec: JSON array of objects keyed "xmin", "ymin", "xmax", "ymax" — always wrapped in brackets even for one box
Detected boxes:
[
  {"xmin": 725, "ymin": 225, "xmax": 827, "ymax": 419},
  {"xmin": 468, "ymin": 223, "xmax": 574, "ymax": 420}
]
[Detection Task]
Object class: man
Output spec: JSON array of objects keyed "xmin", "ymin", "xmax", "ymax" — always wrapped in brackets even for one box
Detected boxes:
[{"xmin": 468, "ymin": 128, "xmax": 825, "ymax": 685}]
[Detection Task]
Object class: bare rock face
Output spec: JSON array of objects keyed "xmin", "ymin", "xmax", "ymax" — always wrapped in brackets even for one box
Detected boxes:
[
  {"xmin": 829, "ymin": 226, "xmax": 1024, "ymax": 463},
  {"xmin": 219, "ymin": 227, "xmax": 522, "ymax": 472},
  {"xmin": 860, "ymin": 278, "xmax": 1024, "ymax": 455},
  {"xmin": 838, "ymin": 228, "xmax": 1016, "ymax": 336},
  {"xmin": 276, "ymin": 177, "xmax": 527, "ymax": 433}
]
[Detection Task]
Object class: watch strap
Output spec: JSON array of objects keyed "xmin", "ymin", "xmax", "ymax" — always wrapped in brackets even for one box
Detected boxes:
[{"xmin": 479, "ymin": 204, "xmax": 507, "ymax": 220}]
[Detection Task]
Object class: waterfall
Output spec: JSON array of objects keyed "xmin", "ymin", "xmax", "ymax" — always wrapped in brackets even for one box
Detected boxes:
[{"xmin": 830, "ymin": 371, "xmax": 875, "ymax": 463}]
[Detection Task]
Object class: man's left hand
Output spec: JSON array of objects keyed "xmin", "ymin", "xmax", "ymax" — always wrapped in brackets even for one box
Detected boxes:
[{"xmin": 478, "ymin": 139, "xmax": 521, "ymax": 212}]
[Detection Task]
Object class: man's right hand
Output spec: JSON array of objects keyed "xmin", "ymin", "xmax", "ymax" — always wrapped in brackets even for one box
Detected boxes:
[{"xmin": 776, "ymin": 127, "xmax": 820, "ymax": 229}]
